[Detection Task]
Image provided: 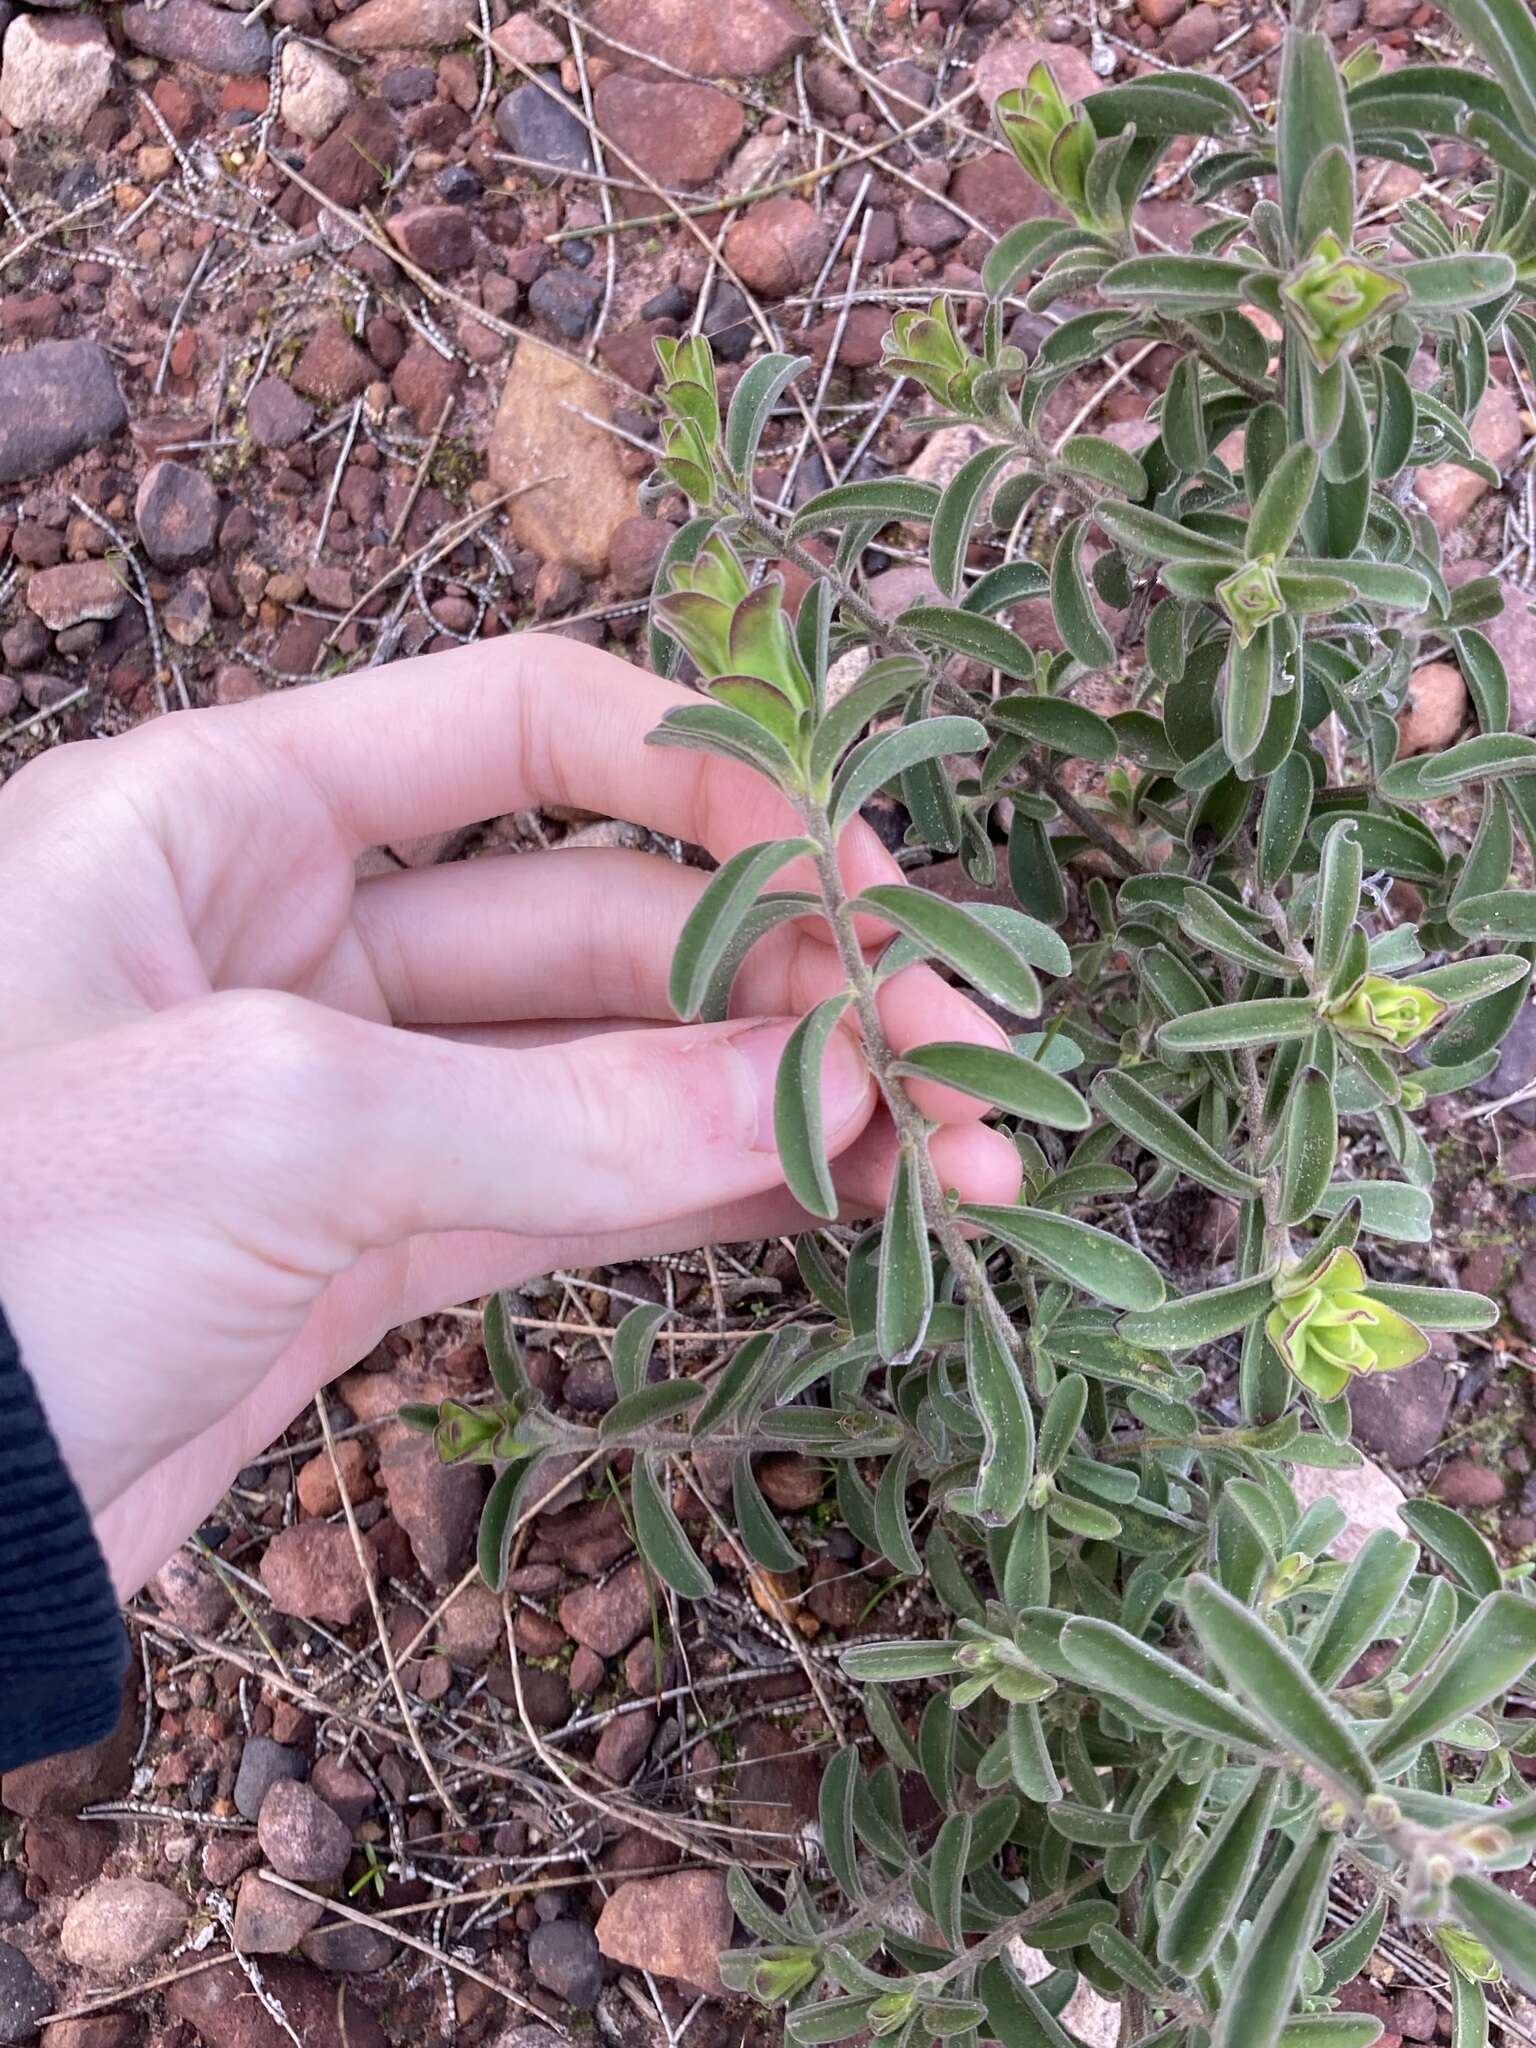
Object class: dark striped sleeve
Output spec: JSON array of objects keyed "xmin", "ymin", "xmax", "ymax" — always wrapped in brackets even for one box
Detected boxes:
[{"xmin": 0, "ymin": 1305, "xmax": 127, "ymax": 1771}]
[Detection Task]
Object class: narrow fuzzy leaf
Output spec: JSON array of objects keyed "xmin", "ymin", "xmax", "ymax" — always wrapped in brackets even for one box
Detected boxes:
[
  {"xmin": 1248, "ymin": 444, "xmax": 1319, "ymax": 558},
  {"xmin": 1119, "ymin": 1272, "xmax": 1277, "ymax": 1351},
  {"xmin": 1278, "ymin": 29, "xmax": 1353, "ymax": 244},
  {"xmin": 632, "ymin": 1454, "xmax": 714, "ymax": 1600},
  {"xmin": 830, "ymin": 716, "xmax": 986, "ymax": 836},
  {"xmin": 966, "ymin": 1301, "xmax": 1035, "ymax": 1526},
  {"xmin": 1212, "ymin": 1830, "xmax": 1339, "ymax": 2048},
  {"xmin": 1446, "ymin": 1874, "xmax": 1536, "ymax": 1999},
  {"xmin": 1051, "ymin": 516, "xmax": 1116, "ymax": 670},
  {"xmin": 1158, "ymin": 1768, "xmax": 1281, "ymax": 1974},
  {"xmin": 669, "ymin": 838, "xmax": 814, "ymax": 1020},
  {"xmin": 1096, "ymin": 498, "xmax": 1241, "ymax": 562},
  {"xmin": 897, "ymin": 604, "xmax": 1037, "ymax": 680},
  {"xmin": 1185, "ymin": 1575, "xmax": 1377, "ymax": 1797},
  {"xmin": 1279, "ymin": 1067, "xmax": 1338, "ymax": 1225},
  {"xmin": 857, "ymin": 884, "xmax": 1048, "ymax": 1016},
  {"xmin": 1398, "ymin": 1499, "xmax": 1501, "ymax": 1600},
  {"xmin": 773, "ymin": 993, "xmax": 856, "ymax": 1220},
  {"xmin": 1100, "ymin": 252, "xmax": 1259, "ymax": 309},
  {"xmin": 1259, "ymin": 752, "xmax": 1316, "ymax": 892},
  {"xmin": 894, "ymin": 1043, "xmax": 1091, "ymax": 1129},
  {"xmin": 1091, "ymin": 1070, "xmax": 1264, "ymax": 1198},
  {"xmin": 1158, "ymin": 996, "xmax": 1320, "ymax": 1052},
  {"xmin": 962, "ymin": 1205, "xmax": 1167, "ymax": 1312},
  {"xmin": 876, "ymin": 1143, "xmax": 933, "ymax": 1365},
  {"xmin": 1306, "ymin": 1529, "xmax": 1420, "ymax": 1690},
  {"xmin": 788, "ymin": 477, "xmax": 941, "ymax": 540},
  {"xmin": 1060, "ymin": 1617, "xmax": 1273, "ymax": 1749},
  {"xmin": 724, "ymin": 353, "xmax": 809, "ymax": 479},
  {"xmin": 931, "ymin": 445, "xmax": 1013, "ymax": 599},
  {"xmin": 1397, "ymin": 251, "xmax": 1517, "ymax": 309},
  {"xmin": 613, "ymin": 1301, "xmax": 669, "ymax": 1400},
  {"xmin": 990, "ymin": 692, "xmax": 1118, "ymax": 762},
  {"xmin": 1373, "ymin": 1593, "xmax": 1536, "ymax": 1764}
]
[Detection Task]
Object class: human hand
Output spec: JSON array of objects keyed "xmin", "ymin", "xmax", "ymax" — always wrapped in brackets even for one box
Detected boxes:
[{"xmin": 0, "ymin": 638, "xmax": 1021, "ymax": 1596}]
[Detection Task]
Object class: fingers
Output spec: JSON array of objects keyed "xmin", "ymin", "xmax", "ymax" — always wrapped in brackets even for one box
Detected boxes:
[
  {"xmin": 214, "ymin": 637, "xmax": 901, "ymax": 903},
  {"xmin": 94, "ymin": 1114, "xmax": 1024, "ymax": 1598},
  {"xmin": 301, "ymin": 1000, "xmax": 879, "ymax": 1244},
  {"xmin": 345, "ymin": 848, "xmax": 1010, "ymax": 1122}
]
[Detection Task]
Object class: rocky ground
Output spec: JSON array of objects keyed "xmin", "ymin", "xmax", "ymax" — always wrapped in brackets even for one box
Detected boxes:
[{"xmin": 2, "ymin": 0, "xmax": 1536, "ymax": 2042}]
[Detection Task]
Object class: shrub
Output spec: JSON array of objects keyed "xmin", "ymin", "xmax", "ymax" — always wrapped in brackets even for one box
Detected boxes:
[{"xmin": 412, "ymin": 5, "xmax": 1536, "ymax": 2041}]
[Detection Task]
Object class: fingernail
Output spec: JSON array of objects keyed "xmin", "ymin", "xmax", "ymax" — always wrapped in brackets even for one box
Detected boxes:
[{"xmin": 729, "ymin": 1018, "xmax": 871, "ymax": 1153}]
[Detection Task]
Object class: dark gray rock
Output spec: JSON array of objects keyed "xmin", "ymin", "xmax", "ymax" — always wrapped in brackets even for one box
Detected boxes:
[
  {"xmin": 233, "ymin": 1737, "xmax": 307, "ymax": 1823},
  {"xmin": 493, "ymin": 75, "xmax": 592, "ymax": 179},
  {"xmin": 121, "ymin": 0, "xmax": 270, "ymax": 75},
  {"xmin": 0, "ymin": 340, "xmax": 126, "ymax": 487},
  {"xmin": 527, "ymin": 269, "xmax": 602, "ymax": 341},
  {"xmin": 526, "ymin": 1919, "xmax": 602, "ymax": 2010},
  {"xmin": 701, "ymin": 279, "xmax": 752, "ymax": 362},
  {"xmin": 0, "ymin": 1941, "xmax": 50, "ymax": 2045}
]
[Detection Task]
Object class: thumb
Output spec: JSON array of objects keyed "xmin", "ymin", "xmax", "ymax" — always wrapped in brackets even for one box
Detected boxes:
[{"xmin": 352, "ymin": 1011, "xmax": 877, "ymax": 1244}]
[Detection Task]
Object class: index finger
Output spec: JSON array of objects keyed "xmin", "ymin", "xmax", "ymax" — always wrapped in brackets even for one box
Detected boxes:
[{"xmin": 225, "ymin": 634, "xmax": 903, "ymax": 903}]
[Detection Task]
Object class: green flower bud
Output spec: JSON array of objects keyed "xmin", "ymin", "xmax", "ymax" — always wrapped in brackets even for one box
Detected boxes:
[
  {"xmin": 1267, "ymin": 1248, "xmax": 1431, "ymax": 1401},
  {"xmin": 1455, "ymin": 1822, "xmax": 1515, "ymax": 1862},
  {"xmin": 1324, "ymin": 973, "xmax": 1447, "ymax": 1051},
  {"xmin": 1217, "ymin": 555, "xmax": 1286, "ymax": 646},
  {"xmin": 433, "ymin": 1400, "xmax": 501, "ymax": 1465},
  {"xmin": 881, "ymin": 297, "xmax": 984, "ymax": 412},
  {"xmin": 1280, "ymin": 228, "xmax": 1407, "ymax": 369},
  {"xmin": 654, "ymin": 334, "xmax": 724, "ymax": 502},
  {"xmin": 1436, "ymin": 1926, "xmax": 1502, "ymax": 1983},
  {"xmin": 730, "ymin": 1949, "xmax": 821, "ymax": 2003},
  {"xmin": 1364, "ymin": 1793, "xmax": 1402, "ymax": 1831},
  {"xmin": 994, "ymin": 64, "xmax": 1098, "ymax": 224}
]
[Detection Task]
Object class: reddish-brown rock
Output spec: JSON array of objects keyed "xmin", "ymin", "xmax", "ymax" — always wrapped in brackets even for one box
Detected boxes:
[
  {"xmin": 592, "ymin": 75, "xmax": 744, "ymax": 186},
  {"xmin": 595, "ymin": 1870, "xmax": 732, "ymax": 1994},
  {"xmin": 1397, "ymin": 661, "xmax": 1468, "ymax": 755},
  {"xmin": 722, "ymin": 196, "xmax": 829, "ymax": 297},
  {"xmin": 559, "ymin": 1558, "xmax": 653, "ymax": 1657},
  {"xmin": 1417, "ymin": 381, "xmax": 1522, "ymax": 533},
  {"xmin": 1434, "ymin": 1458, "xmax": 1506, "ymax": 1509},
  {"xmin": 165, "ymin": 1957, "xmax": 386, "ymax": 2046},
  {"xmin": 291, "ymin": 319, "xmax": 374, "ymax": 404},
  {"xmin": 586, "ymin": 0, "xmax": 811, "ymax": 80},
  {"xmin": 259, "ymin": 1524, "xmax": 369, "ymax": 1626},
  {"xmin": 386, "ymin": 205, "xmax": 473, "ymax": 274}
]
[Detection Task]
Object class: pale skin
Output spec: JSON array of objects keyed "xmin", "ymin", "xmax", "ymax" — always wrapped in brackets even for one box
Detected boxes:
[{"xmin": 0, "ymin": 636, "xmax": 1022, "ymax": 1599}]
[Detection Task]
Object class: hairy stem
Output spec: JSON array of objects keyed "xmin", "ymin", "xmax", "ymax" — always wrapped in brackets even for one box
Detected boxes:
[{"xmin": 803, "ymin": 809, "xmax": 1031, "ymax": 1386}]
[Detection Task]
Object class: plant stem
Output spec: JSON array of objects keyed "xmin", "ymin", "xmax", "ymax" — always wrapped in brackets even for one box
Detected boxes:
[{"xmin": 803, "ymin": 807, "xmax": 1032, "ymax": 1388}]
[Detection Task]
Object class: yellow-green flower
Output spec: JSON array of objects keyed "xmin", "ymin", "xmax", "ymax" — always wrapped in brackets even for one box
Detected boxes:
[
  {"xmin": 1267, "ymin": 1248, "xmax": 1429, "ymax": 1401},
  {"xmin": 1324, "ymin": 973, "xmax": 1447, "ymax": 1051},
  {"xmin": 1217, "ymin": 555, "xmax": 1285, "ymax": 646},
  {"xmin": 1280, "ymin": 229, "xmax": 1406, "ymax": 370},
  {"xmin": 994, "ymin": 64, "xmax": 1097, "ymax": 222},
  {"xmin": 881, "ymin": 297, "xmax": 983, "ymax": 412}
]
